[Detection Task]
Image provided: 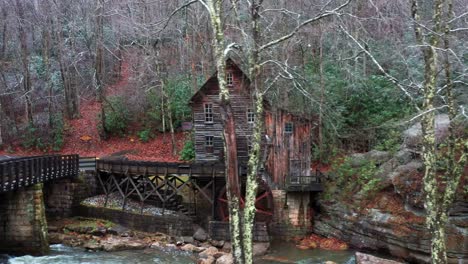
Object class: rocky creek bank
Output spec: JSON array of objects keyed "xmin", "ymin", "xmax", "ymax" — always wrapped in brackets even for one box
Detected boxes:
[
  {"xmin": 315, "ymin": 115, "xmax": 467, "ymax": 263},
  {"xmin": 47, "ymin": 217, "xmax": 270, "ymax": 264}
]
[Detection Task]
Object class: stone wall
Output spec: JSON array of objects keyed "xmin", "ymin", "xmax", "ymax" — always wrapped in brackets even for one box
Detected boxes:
[
  {"xmin": 0, "ymin": 184, "xmax": 49, "ymax": 256},
  {"xmin": 209, "ymin": 221, "xmax": 269, "ymax": 242},
  {"xmin": 269, "ymin": 190, "xmax": 313, "ymax": 239},
  {"xmin": 44, "ymin": 171, "xmax": 97, "ymax": 218},
  {"xmin": 78, "ymin": 205, "xmax": 193, "ymax": 237}
]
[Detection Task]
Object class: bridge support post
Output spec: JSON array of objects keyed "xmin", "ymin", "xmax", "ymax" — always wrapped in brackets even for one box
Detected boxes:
[{"xmin": 0, "ymin": 184, "xmax": 49, "ymax": 256}]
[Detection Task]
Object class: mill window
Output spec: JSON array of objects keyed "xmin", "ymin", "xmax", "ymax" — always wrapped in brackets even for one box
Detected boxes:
[
  {"xmin": 226, "ymin": 72, "xmax": 233, "ymax": 86},
  {"xmin": 247, "ymin": 109, "xmax": 255, "ymax": 124},
  {"xmin": 205, "ymin": 136, "xmax": 214, "ymax": 153},
  {"xmin": 204, "ymin": 103, "xmax": 213, "ymax": 123},
  {"xmin": 285, "ymin": 122, "xmax": 293, "ymax": 134}
]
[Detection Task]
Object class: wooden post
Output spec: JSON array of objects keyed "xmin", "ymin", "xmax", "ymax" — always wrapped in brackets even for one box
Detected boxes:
[
  {"xmin": 122, "ymin": 175, "xmax": 130, "ymax": 211},
  {"xmin": 162, "ymin": 166, "xmax": 169, "ymax": 215},
  {"xmin": 211, "ymin": 165, "xmax": 216, "ymax": 220},
  {"xmin": 14, "ymin": 160, "xmax": 19, "ymax": 190},
  {"xmin": 0, "ymin": 163, "xmax": 4, "ymax": 192}
]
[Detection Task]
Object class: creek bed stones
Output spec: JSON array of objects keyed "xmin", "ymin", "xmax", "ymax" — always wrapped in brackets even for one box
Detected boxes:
[{"xmin": 81, "ymin": 193, "xmax": 178, "ymax": 216}]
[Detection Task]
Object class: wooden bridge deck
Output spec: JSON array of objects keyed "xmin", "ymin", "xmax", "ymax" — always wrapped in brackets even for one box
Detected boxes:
[
  {"xmin": 0, "ymin": 155, "xmax": 79, "ymax": 193},
  {"xmin": 96, "ymin": 159, "xmax": 225, "ymax": 178}
]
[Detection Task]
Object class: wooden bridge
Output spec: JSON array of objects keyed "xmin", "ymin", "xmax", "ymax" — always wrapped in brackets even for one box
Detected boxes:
[
  {"xmin": 95, "ymin": 159, "xmax": 323, "ymax": 221},
  {"xmin": 96, "ymin": 159, "xmax": 226, "ymax": 218},
  {"xmin": 0, "ymin": 155, "xmax": 79, "ymax": 193}
]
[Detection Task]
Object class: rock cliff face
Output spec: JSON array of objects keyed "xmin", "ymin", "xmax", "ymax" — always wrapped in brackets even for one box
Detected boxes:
[{"xmin": 314, "ymin": 127, "xmax": 467, "ymax": 263}]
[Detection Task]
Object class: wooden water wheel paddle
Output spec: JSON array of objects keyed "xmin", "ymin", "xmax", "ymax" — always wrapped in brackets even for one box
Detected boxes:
[{"xmin": 216, "ymin": 179, "xmax": 274, "ymax": 223}]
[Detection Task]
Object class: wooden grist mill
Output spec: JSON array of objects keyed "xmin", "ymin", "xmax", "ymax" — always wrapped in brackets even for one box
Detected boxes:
[{"xmin": 95, "ymin": 59, "xmax": 323, "ymax": 239}]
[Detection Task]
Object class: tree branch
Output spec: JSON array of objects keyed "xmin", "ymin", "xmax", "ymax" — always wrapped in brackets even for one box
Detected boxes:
[
  {"xmin": 258, "ymin": 0, "xmax": 351, "ymax": 52},
  {"xmin": 338, "ymin": 24, "xmax": 420, "ymax": 110}
]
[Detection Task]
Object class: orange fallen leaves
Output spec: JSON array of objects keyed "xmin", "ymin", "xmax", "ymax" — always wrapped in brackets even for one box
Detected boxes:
[
  {"xmin": 80, "ymin": 135, "xmax": 93, "ymax": 142},
  {"xmin": 296, "ymin": 234, "xmax": 348, "ymax": 251}
]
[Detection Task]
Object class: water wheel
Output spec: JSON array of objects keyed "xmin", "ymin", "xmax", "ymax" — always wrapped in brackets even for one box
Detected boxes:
[{"xmin": 216, "ymin": 179, "xmax": 274, "ymax": 223}]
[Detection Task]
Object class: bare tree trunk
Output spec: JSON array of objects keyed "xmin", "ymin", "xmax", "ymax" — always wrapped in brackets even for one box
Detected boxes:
[
  {"xmin": 55, "ymin": 18, "xmax": 79, "ymax": 120},
  {"xmin": 41, "ymin": 0, "xmax": 53, "ymax": 126},
  {"xmin": 318, "ymin": 23, "xmax": 325, "ymax": 163},
  {"xmin": 15, "ymin": 0, "xmax": 34, "ymax": 125},
  {"xmin": 0, "ymin": 97, "xmax": 3, "ymax": 146},
  {"xmin": 1, "ymin": 6, "xmax": 7, "ymax": 59},
  {"xmin": 168, "ymin": 106, "xmax": 176, "ymax": 155},
  {"xmin": 95, "ymin": 0, "xmax": 105, "ymax": 102},
  {"xmin": 95, "ymin": 0, "xmax": 106, "ymax": 138}
]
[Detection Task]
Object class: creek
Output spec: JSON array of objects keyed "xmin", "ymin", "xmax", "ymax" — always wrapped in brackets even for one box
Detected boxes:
[{"xmin": 2, "ymin": 241, "xmax": 357, "ymax": 264}]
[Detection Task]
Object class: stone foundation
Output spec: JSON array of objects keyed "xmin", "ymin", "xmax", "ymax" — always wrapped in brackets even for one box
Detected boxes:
[
  {"xmin": 44, "ymin": 172, "xmax": 97, "ymax": 218},
  {"xmin": 208, "ymin": 221, "xmax": 269, "ymax": 242},
  {"xmin": 0, "ymin": 184, "xmax": 49, "ymax": 256},
  {"xmin": 78, "ymin": 205, "xmax": 193, "ymax": 237},
  {"xmin": 269, "ymin": 190, "xmax": 313, "ymax": 239}
]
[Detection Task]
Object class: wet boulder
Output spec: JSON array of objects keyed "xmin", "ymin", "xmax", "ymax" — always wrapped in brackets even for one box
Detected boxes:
[{"xmin": 355, "ymin": 252, "xmax": 404, "ymax": 264}]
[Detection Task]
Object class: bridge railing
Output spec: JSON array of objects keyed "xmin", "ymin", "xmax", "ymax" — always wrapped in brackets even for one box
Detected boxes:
[
  {"xmin": 79, "ymin": 156, "xmax": 97, "ymax": 172},
  {"xmin": 0, "ymin": 155, "xmax": 79, "ymax": 193}
]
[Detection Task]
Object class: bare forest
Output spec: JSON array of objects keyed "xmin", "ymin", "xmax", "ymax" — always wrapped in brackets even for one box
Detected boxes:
[{"xmin": 0, "ymin": 1, "xmax": 467, "ymax": 263}]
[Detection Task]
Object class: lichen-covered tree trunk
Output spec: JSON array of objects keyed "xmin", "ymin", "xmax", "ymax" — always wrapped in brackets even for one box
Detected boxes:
[
  {"xmin": 410, "ymin": 0, "xmax": 466, "ymax": 262},
  {"xmin": 242, "ymin": 2, "xmax": 263, "ymax": 263},
  {"xmin": 203, "ymin": 1, "xmax": 244, "ymax": 262}
]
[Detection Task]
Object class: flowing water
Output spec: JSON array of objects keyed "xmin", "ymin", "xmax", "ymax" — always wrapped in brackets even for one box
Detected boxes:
[
  {"xmin": 2, "ymin": 242, "xmax": 356, "ymax": 264},
  {"xmin": 2, "ymin": 245, "xmax": 195, "ymax": 264}
]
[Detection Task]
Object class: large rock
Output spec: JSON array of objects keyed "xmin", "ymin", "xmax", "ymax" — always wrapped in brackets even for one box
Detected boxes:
[
  {"xmin": 194, "ymin": 227, "xmax": 209, "ymax": 242},
  {"xmin": 350, "ymin": 150, "xmax": 392, "ymax": 168},
  {"xmin": 315, "ymin": 185, "xmax": 467, "ymax": 263},
  {"xmin": 83, "ymin": 240, "xmax": 103, "ymax": 251},
  {"xmin": 253, "ymin": 242, "xmax": 270, "ymax": 256},
  {"xmin": 199, "ymin": 246, "xmax": 219, "ymax": 259},
  {"xmin": 215, "ymin": 253, "xmax": 233, "ymax": 264},
  {"xmin": 222, "ymin": 242, "xmax": 232, "ymax": 253},
  {"xmin": 356, "ymin": 252, "xmax": 404, "ymax": 264},
  {"xmin": 178, "ymin": 236, "xmax": 195, "ymax": 244},
  {"xmin": 366, "ymin": 150, "xmax": 392, "ymax": 165},
  {"xmin": 316, "ymin": 140, "xmax": 467, "ymax": 264},
  {"xmin": 101, "ymin": 236, "xmax": 148, "ymax": 252},
  {"xmin": 181, "ymin": 243, "xmax": 205, "ymax": 253},
  {"xmin": 403, "ymin": 114, "xmax": 451, "ymax": 148},
  {"xmin": 197, "ymin": 256, "xmax": 215, "ymax": 264},
  {"xmin": 209, "ymin": 239, "xmax": 225, "ymax": 248},
  {"xmin": 350, "ymin": 153, "xmax": 367, "ymax": 167}
]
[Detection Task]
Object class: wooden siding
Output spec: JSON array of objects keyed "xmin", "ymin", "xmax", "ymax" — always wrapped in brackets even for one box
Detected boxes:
[
  {"xmin": 264, "ymin": 110, "xmax": 312, "ymax": 188},
  {"xmin": 192, "ymin": 62, "xmax": 253, "ymax": 165},
  {"xmin": 191, "ymin": 60, "xmax": 313, "ymax": 188}
]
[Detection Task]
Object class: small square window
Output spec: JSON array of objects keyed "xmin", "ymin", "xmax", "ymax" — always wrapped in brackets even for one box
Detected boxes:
[
  {"xmin": 247, "ymin": 109, "xmax": 255, "ymax": 124},
  {"xmin": 205, "ymin": 136, "xmax": 214, "ymax": 146},
  {"xmin": 285, "ymin": 122, "xmax": 293, "ymax": 134},
  {"xmin": 204, "ymin": 103, "xmax": 213, "ymax": 123},
  {"xmin": 226, "ymin": 72, "xmax": 233, "ymax": 86}
]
